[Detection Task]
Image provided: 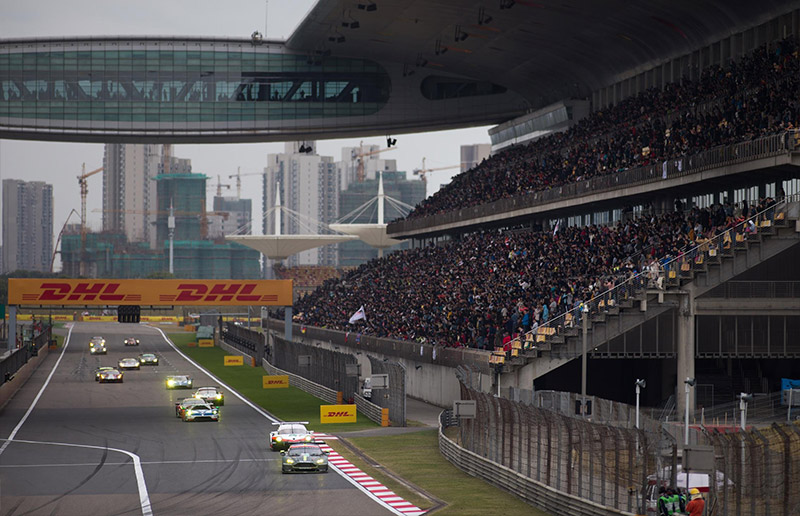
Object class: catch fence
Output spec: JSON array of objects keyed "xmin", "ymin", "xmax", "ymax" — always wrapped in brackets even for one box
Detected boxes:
[
  {"xmin": 367, "ymin": 356, "xmax": 406, "ymax": 426},
  {"xmin": 1, "ymin": 324, "xmax": 52, "ymax": 384},
  {"xmin": 271, "ymin": 336, "xmax": 359, "ymax": 402}
]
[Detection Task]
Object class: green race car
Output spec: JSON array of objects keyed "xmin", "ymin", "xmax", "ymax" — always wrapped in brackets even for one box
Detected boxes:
[
  {"xmin": 139, "ymin": 353, "xmax": 159, "ymax": 365},
  {"xmin": 281, "ymin": 443, "xmax": 329, "ymax": 474}
]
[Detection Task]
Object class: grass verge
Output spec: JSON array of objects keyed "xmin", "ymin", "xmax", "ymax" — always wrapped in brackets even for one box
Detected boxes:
[
  {"xmin": 168, "ymin": 333, "xmax": 378, "ymax": 433},
  {"xmin": 348, "ymin": 430, "xmax": 549, "ymax": 516}
]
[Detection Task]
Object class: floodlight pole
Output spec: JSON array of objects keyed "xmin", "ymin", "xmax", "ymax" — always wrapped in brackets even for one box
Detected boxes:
[
  {"xmin": 581, "ymin": 304, "xmax": 589, "ymax": 415},
  {"xmin": 684, "ymin": 377, "xmax": 695, "ymax": 446}
]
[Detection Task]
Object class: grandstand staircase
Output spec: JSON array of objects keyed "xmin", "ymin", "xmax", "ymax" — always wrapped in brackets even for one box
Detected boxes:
[{"xmin": 516, "ymin": 203, "xmax": 800, "ymax": 380}]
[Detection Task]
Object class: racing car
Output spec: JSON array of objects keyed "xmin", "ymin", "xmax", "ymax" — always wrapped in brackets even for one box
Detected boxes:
[
  {"xmin": 193, "ymin": 386, "xmax": 225, "ymax": 406},
  {"xmin": 89, "ymin": 336, "xmax": 107, "ymax": 355},
  {"xmin": 175, "ymin": 397, "xmax": 207, "ymax": 418},
  {"xmin": 270, "ymin": 422, "xmax": 315, "ymax": 451},
  {"xmin": 138, "ymin": 353, "xmax": 159, "ymax": 365},
  {"xmin": 124, "ymin": 337, "xmax": 140, "ymax": 346},
  {"xmin": 166, "ymin": 375, "xmax": 193, "ymax": 389},
  {"xmin": 281, "ymin": 443, "xmax": 329, "ymax": 474},
  {"xmin": 95, "ymin": 366, "xmax": 114, "ymax": 381},
  {"xmin": 118, "ymin": 357, "xmax": 141, "ymax": 370},
  {"xmin": 98, "ymin": 368, "xmax": 123, "ymax": 383},
  {"xmin": 182, "ymin": 403, "xmax": 219, "ymax": 422}
]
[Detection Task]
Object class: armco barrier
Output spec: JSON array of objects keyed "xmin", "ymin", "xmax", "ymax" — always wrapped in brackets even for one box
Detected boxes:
[
  {"xmin": 262, "ymin": 359, "xmax": 338, "ymax": 405},
  {"xmin": 438, "ymin": 411, "xmax": 635, "ymax": 516},
  {"xmin": 353, "ymin": 393, "xmax": 384, "ymax": 425}
]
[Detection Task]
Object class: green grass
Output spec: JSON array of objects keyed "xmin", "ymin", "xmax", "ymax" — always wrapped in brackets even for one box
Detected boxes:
[
  {"xmin": 348, "ymin": 430, "xmax": 549, "ymax": 516},
  {"xmin": 168, "ymin": 333, "xmax": 379, "ymax": 432}
]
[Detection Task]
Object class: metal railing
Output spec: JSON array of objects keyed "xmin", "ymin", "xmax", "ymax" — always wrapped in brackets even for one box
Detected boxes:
[
  {"xmin": 388, "ymin": 130, "xmax": 796, "ymax": 235},
  {"xmin": 1, "ymin": 324, "xmax": 52, "ymax": 385},
  {"xmin": 511, "ymin": 196, "xmax": 795, "ymax": 361}
]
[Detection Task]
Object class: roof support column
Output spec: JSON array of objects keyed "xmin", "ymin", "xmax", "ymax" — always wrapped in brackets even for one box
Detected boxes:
[
  {"xmin": 284, "ymin": 306, "xmax": 293, "ymax": 342},
  {"xmin": 676, "ymin": 291, "xmax": 696, "ymax": 421}
]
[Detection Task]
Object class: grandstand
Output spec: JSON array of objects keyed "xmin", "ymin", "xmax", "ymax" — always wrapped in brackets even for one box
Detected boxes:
[
  {"xmin": 273, "ymin": 264, "xmax": 344, "ymax": 298},
  {"xmin": 297, "ymin": 15, "xmax": 800, "ymax": 415}
]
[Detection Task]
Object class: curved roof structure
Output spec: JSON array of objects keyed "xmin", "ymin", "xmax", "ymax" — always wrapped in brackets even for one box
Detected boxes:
[
  {"xmin": 328, "ymin": 223, "xmax": 401, "ymax": 249},
  {"xmin": 1, "ymin": 2, "xmax": 797, "ymax": 142},
  {"xmin": 225, "ymin": 234, "xmax": 358, "ymax": 261}
]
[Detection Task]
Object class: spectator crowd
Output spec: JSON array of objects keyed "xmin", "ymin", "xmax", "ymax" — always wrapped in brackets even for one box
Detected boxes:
[
  {"xmin": 295, "ymin": 198, "xmax": 776, "ymax": 348},
  {"xmin": 404, "ymin": 38, "xmax": 800, "ymax": 221}
]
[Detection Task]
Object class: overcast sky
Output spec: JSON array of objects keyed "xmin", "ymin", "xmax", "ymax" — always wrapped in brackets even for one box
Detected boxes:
[{"xmin": 0, "ymin": 0, "xmax": 491, "ymax": 250}]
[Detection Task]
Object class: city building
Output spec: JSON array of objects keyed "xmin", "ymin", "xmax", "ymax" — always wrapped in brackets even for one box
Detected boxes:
[
  {"xmin": 339, "ymin": 143, "xmax": 398, "ymax": 192},
  {"xmin": 102, "ymin": 144, "xmax": 162, "ymax": 249},
  {"xmin": 338, "ymin": 171, "xmax": 425, "ymax": 266},
  {"xmin": 262, "ymin": 142, "xmax": 340, "ymax": 268},
  {"xmin": 1, "ymin": 179, "xmax": 53, "ymax": 273},
  {"xmin": 460, "ymin": 143, "xmax": 492, "ymax": 172},
  {"xmin": 208, "ymin": 195, "xmax": 252, "ymax": 239}
]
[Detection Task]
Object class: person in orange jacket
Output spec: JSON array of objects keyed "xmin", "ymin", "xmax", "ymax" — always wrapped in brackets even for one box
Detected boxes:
[{"xmin": 686, "ymin": 488, "xmax": 705, "ymax": 516}]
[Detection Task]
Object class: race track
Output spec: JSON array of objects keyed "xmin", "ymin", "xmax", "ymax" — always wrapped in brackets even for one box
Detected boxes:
[{"xmin": 0, "ymin": 323, "xmax": 393, "ymax": 516}]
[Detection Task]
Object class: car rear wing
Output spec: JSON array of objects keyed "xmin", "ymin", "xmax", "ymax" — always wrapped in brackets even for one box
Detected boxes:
[{"xmin": 272, "ymin": 421, "xmax": 310, "ymax": 426}]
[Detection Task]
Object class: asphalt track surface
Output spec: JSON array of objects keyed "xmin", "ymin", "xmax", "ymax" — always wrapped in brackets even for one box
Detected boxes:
[{"xmin": 0, "ymin": 323, "xmax": 393, "ymax": 516}]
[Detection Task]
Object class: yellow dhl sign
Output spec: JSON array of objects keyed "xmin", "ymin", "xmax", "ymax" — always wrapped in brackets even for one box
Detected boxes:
[
  {"xmin": 320, "ymin": 404, "xmax": 357, "ymax": 424},
  {"xmin": 224, "ymin": 355, "xmax": 244, "ymax": 366},
  {"xmin": 198, "ymin": 339, "xmax": 214, "ymax": 347},
  {"xmin": 262, "ymin": 375, "xmax": 289, "ymax": 389},
  {"xmin": 8, "ymin": 278, "xmax": 293, "ymax": 306}
]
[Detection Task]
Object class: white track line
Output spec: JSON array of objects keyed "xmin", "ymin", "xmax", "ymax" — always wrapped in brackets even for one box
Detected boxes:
[
  {"xmin": 2, "ymin": 438, "xmax": 152, "ymax": 516},
  {"xmin": 152, "ymin": 327, "xmax": 410, "ymax": 516},
  {"xmin": 0, "ymin": 324, "xmax": 74, "ymax": 457}
]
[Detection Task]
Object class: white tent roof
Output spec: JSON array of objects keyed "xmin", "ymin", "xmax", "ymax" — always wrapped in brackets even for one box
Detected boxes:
[
  {"xmin": 328, "ymin": 223, "xmax": 402, "ymax": 249},
  {"xmin": 225, "ymin": 234, "xmax": 358, "ymax": 260}
]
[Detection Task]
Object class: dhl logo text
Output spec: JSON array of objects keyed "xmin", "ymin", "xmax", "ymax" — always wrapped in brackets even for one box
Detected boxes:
[
  {"xmin": 173, "ymin": 283, "xmax": 261, "ymax": 302},
  {"xmin": 266, "ymin": 380, "xmax": 284, "ymax": 384},
  {"xmin": 325, "ymin": 412, "xmax": 351, "ymax": 417},
  {"xmin": 36, "ymin": 282, "xmax": 125, "ymax": 301}
]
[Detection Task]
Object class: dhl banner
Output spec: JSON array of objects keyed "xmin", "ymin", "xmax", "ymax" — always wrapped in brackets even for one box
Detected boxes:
[
  {"xmin": 8, "ymin": 279, "xmax": 293, "ymax": 307},
  {"xmin": 81, "ymin": 315, "xmax": 117, "ymax": 322},
  {"xmin": 224, "ymin": 355, "xmax": 244, "ymax": 366},
  {"xmin": 262, "ymin": 375, "xmax": 289, "ymax": 389},
  {"xmin": 141, "ymin": 316, "xmax": 179, "ymax": 323},
  {"xmin": 320, "ymin": 404, "xmax": 357, "ymax": 424},
  {"xmin": 198, "ymin": 339, "xmax": 214, "ymax": 347}
]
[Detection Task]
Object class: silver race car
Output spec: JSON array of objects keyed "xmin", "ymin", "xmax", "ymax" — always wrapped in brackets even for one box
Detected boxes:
[
  {"xmin": 193, "ymin": 386, "xmax": 224, "ymax": 406},
  {"xmin": 89, "ymin": 336, "xmax": 107, "ymax": 355},
  {"xmin": 98, "ymin": 368, "xmax": 123, "ymax": 383},
  {"xmin": 118, "ymin": 357, "xmax": 141, "ymax": 370}
]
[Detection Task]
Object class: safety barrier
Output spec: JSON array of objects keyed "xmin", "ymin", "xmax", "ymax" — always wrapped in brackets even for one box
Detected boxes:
[
  {"xmin": 353, "ymin": 393, "xmax": 385, "ymax": 426},
  {"xmin": 262, "ymin": 359, "xmax": 339, "ymax": 405},
  {"xmin": 438, "ymin": 410, "xmax": 636, "ymax": 516}
]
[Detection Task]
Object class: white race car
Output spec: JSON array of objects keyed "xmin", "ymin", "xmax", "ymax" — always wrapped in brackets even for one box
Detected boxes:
[{"xmin": 118, "ymin": 357, "xmax": 141, "ymax": 370}]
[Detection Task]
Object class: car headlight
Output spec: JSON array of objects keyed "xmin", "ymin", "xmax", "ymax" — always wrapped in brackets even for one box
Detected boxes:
[
  {"xmin": 275, "ymin": 437, "xmax": 282, "ymax": 442},
  {"xmin": 168, "ymin": 380, "xmax": 175, "ymax": 386},
  {"xmin": 213, "ymin": 409, "xmax": 219, "ymax": 414},
  {"xmin": 304, "ymin": 435, "xmax": 312, "ymax": 442},
  {"xmin": 216, "ymin": 394, "xmax": 222, "ymax": 399},
  {"xmin": 316, "ymin": 459, "xmax": 325, "ymax": 464},
  {"xmin": 285, "ymin": 458, "xmax": 294, "ymax": 464}
]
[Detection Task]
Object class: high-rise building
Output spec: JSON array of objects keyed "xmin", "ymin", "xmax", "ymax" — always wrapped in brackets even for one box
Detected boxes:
[
  {"xmin": 102, "ymin": 143, "xmax": 163, "ymax": 248},
  {"xmin": 339, "ymin": 144, "xmax": 398, "ymax": 191},
  {"xmin": 460, "ymin": 143, "xmax": 492, "ymax": 172},
  {"xmin": 338, "ymin": 171, "xmax": 425, "ymax": 266},
  {"xmin": 263, "ymin": 142, "xmax": 340, "ymax": 268},
  {"xmin": 209, "ymin": 196, "xmax": 252, "ymax": 238},
  {"xmin": 1, "ymin": 179, "xmax": 53, "ymax": 273}
]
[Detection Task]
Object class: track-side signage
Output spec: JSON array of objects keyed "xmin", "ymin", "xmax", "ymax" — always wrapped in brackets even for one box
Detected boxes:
[
  {"xmin": 8, "ymin": 279, "xmax": 293, "ymax": 306},
  {"xmin": 262, "ymin": 375, "xmax": 289, "ymax": 389},
  {"xmin": 198, "ymin": 339, "xmax": 214, "ymax": 347},
  {"xmin": 224, "ymin": 356, "xmax": 244, "ymax": 366},
  {"xmin": 320, "ymin": 404, "xmax": 357, "ymax": 424}
]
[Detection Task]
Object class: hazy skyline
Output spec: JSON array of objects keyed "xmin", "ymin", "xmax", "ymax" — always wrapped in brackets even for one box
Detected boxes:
[{"xmin": 0, "ymin": 0, "xmax": 492, "ymax": 257}]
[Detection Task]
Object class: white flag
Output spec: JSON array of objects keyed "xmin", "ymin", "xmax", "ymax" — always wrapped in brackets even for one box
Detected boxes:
[{"xmin": 348, "ymin": 305, "xmax": 367, "ymax": 324}]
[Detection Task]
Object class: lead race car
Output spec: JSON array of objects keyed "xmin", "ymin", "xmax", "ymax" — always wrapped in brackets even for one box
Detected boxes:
[
  {"xmin": 281, "ymin": 443, "xmax": 329, "ymax": 474},
  {"xmin": 182, "ymin": 403, "xmax": 219, "ymax": 422},
  {"xmin": 269, "ymin": 422, "xmax": 315, "ymax": 451}
]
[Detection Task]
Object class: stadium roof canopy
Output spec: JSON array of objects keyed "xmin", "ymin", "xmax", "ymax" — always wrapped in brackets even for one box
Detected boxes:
[{"xmin": 288, "ymin": 0, "xmax": 798, "ymax": 110}]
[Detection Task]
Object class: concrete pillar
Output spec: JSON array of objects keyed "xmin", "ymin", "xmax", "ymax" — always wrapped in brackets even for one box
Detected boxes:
[
  {"xmin": 676, "ymin": 293, "xmax": 696, "ymax": 418},
  {"xmin": 8, "ymin": 305, "xmax": 16, "ymax": 352},
  {"xmin": 284, "ymin": 306, "xmax": 293, "ymax": 341}
]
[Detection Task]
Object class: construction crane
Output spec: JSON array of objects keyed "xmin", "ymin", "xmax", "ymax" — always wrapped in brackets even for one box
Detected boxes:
[
  {"xmin": 228, "ymin": 168, "xmax": 266, "ymax": 199},
  {"xmin": 412, "ymin": 157, "xmax": 460, "ymax": 184},
  {"xmin": 77, "ymin": 163, "xmax": 103, "ymax": 275},
  {"xmin": 351, "ymin": 141, "xmax": 397, "ymax": 182},
  {"xmin": 208, "ymin": 175, "xmax": 232, "ymax": 196}
]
